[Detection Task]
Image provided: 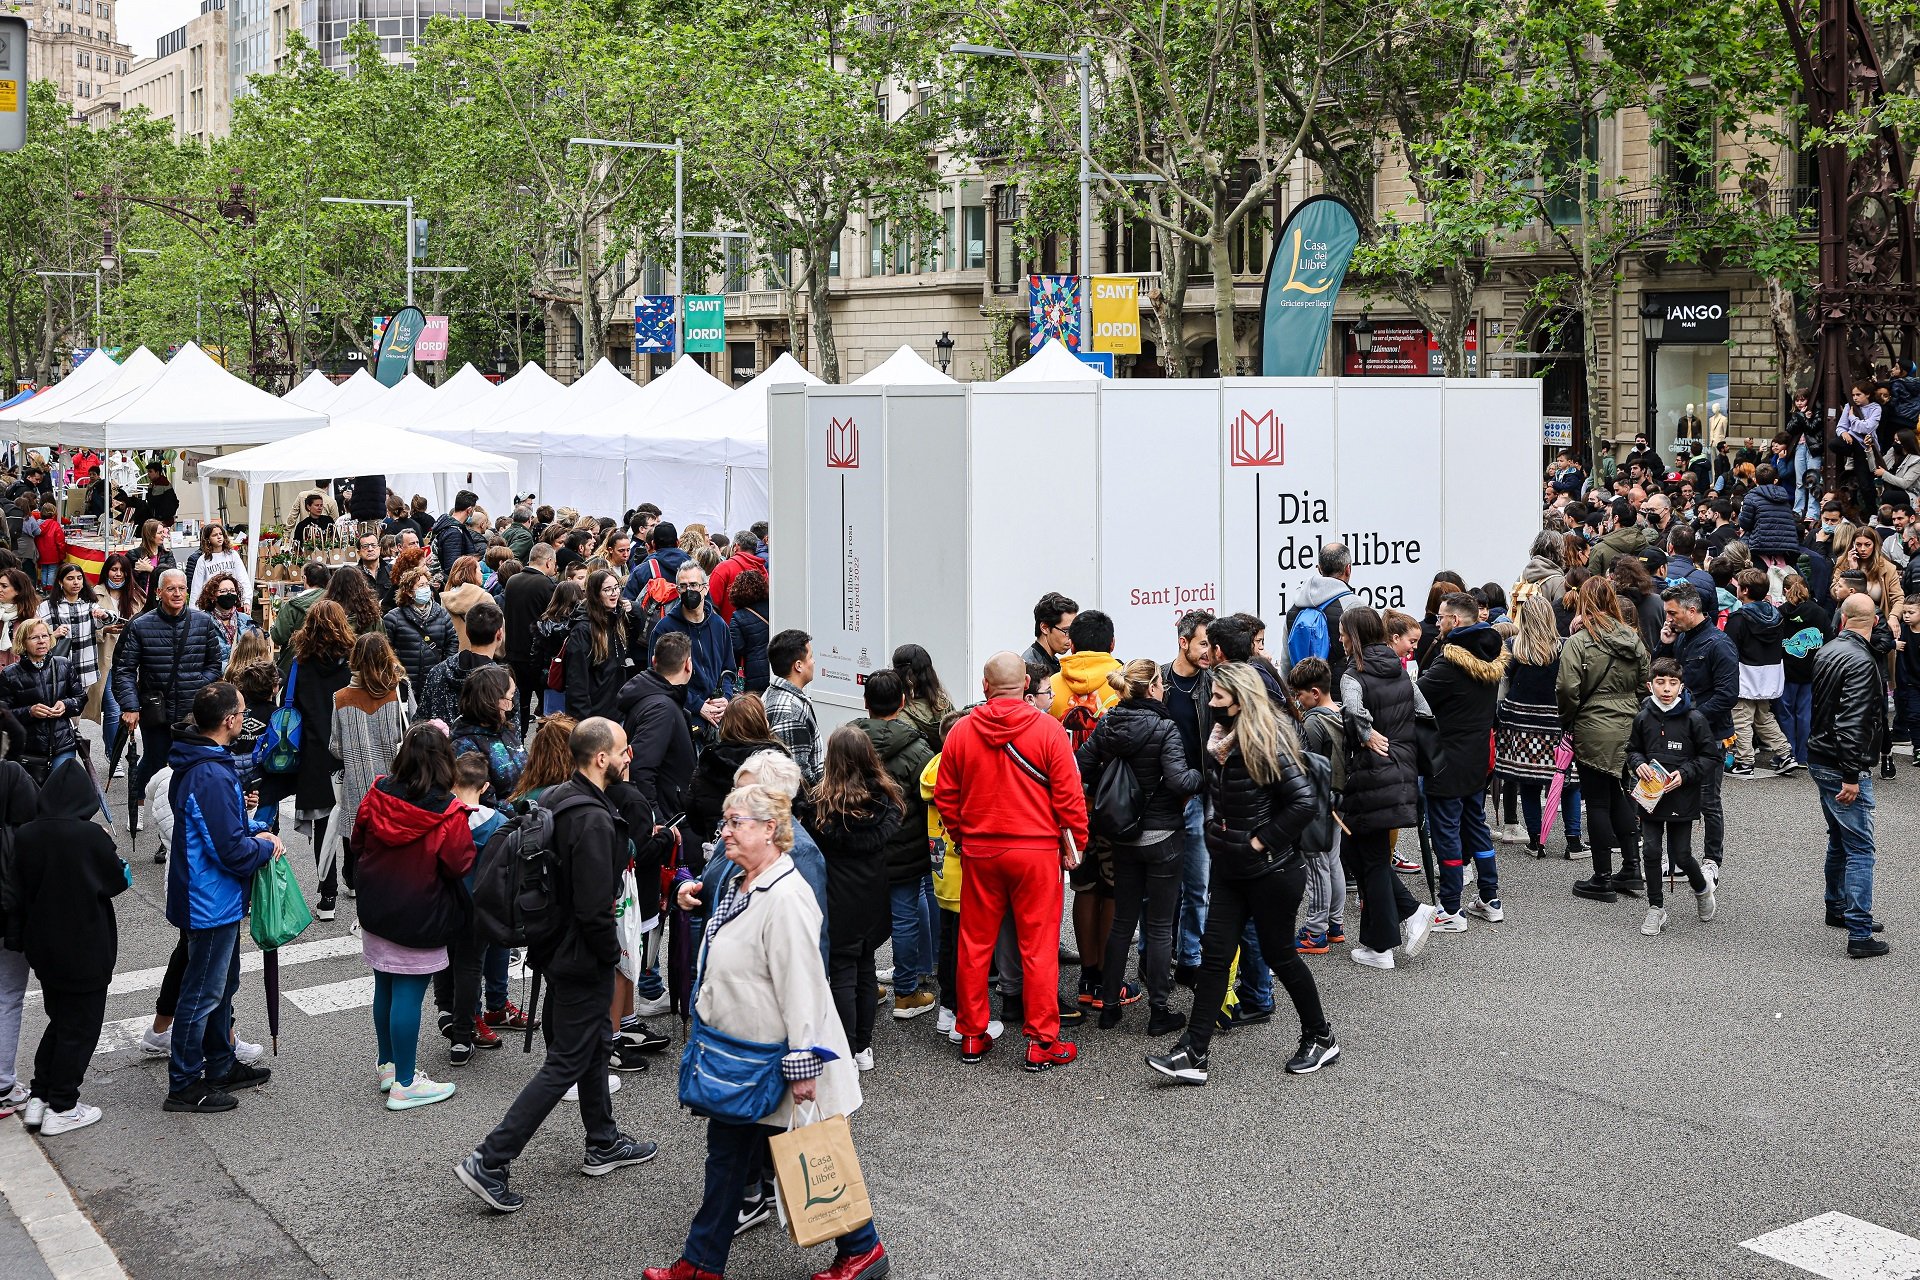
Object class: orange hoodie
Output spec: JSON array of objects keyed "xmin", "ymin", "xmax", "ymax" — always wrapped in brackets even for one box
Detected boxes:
[
  {"xmin": 1048, "ymin": 650, "xmax": 1121, "ymax": 721},
  {"xmin": 933, "ymin": 696, "xmax": 1089, "ymax": 855}
]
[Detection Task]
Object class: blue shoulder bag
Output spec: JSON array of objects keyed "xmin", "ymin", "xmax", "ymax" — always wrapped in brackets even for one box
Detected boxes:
[
  {"xmin": 253, "ymin": 660, "xmax": 303, "ymax": 775},
  {"xmin": 676, "ymin": 871, "xmax": 794, "ymax": 1122}
]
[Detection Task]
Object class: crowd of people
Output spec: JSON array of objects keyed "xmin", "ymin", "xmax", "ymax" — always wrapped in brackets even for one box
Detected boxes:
[{"xmin": 0, "ymin": 438, "xmax": 1895, "ymax": 1278}]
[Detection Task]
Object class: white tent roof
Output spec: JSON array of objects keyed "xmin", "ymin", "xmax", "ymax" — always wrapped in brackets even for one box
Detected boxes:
[
  {"xmin": 999, "ymin": 341, "xmax": 1107, "ymax": 382},
  {"xmin": 421, "ymin": 362, "xmax": 560, "ymax": 445},
  {"xmin": 9, "ymin": 347, "xmax": 176, "ymax": 446},
  {"xmin": 358, "ymin": 372, "xmax": 439, "ymax": 425},
  {"xmin": 550, "ymin": 356, "xmax": 731, "ymax": 451},
  {"xmin": 0, "ymin": 348, "xmax": 126, "ymax": 425},
  {"xmin": 472, "ymin": 358, "xmax": 636, "ymax": 453},
  {"xmin": 282, "ymin": 369, "xmax": 343, "ymax": 411},
  {"xmin": 412, "ymin": 364, "xmax": 497, "ymax": 428},
  {"xmin": 853, "ymin": 344, "xmax": 955, "ymax": 386},
  {"xmin": 643, "ymin": 353, "xmax": 823, "ymax": 466},
  {"xmin": 46, "ymin": 343, "xmax": 327, "ymax": 450},
  {"xmin": 203, "ymin": 420, "xmax": 517, "ymax": 488},
  {"xmin": 321, "ymin": 369, "xmax": 388, "ymax": 417}
]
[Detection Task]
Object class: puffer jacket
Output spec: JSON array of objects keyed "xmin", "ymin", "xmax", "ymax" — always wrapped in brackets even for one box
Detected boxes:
[
  {"xmin": 564, "ymin": 612, "xmax": 628, "ymax": 721},
  {"xmin": 1203, "ymin": 734, "xmax": 1316, "ymax": 881},
  {"xmin": 165, "ymin": 732, "xmax": 276, "ymax": 930},
  {"xmin": 422, "ymin": 650, "xmax": 498, "ymax": 727},
  {"xmin": 1738, "ymin": 483, "xmax": 1801, "ymax": 556},
  {"xmin": 1416, "ymin": 621, "xmax": 1510, "ymax": 798},
  {"xmin": 382, "ymin": 602, "xmax": 457, "ymax": 693},
  {"xmin": 813, "ymin": 797, "xmax": 900, "ymax": 951},
  {"xmin": 1073, "ymin": 698, "xmax": 1202, "ymax": 837},
  {"xmin": 1556, "ymin": 622, "xmax": 1651, "ymax": 775},
  {"xmin": 1342, "ymin": 644, "xmax": 1419, "ymax": 833},
  {"xmin": 851, "ymin": 716, "xmax": 935, "ymax": 885},
  {"xmin": 110, "ymin": 604, "xmax": 225, "ymax": 726},
  {"xmin": 449, "ymin": 715, "xmax": 526, "ymax": 807},
  {"xmin": 350, "ymin": 776, "xmax": 475, "ymax": 950},
  {"xmin": 1623, "ymin": 694, "xmax": 1719, "ymax": 823},
  {"xmin": 0, "ymin": 654, "xmax": 83, "ymax": 761}
]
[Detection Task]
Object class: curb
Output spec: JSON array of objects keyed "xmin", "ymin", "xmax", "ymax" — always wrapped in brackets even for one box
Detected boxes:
[{"xmin": 0, "ymin": 1116, "xmax": 128, "ymax": 1280}]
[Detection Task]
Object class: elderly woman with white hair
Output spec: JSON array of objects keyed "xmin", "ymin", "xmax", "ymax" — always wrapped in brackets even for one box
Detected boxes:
[
  {"xmin": 646, "ymin": 783, "xmax": 887, "ymax": 1280},
  {"xmin": 678, "ymin": 749, "xmax": 828, "ymax": 968}
]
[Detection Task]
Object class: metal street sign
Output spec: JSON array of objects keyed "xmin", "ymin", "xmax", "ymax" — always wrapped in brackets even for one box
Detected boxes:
[{"xmin": 0, "ymin": 17, "xmax": 27, "ymax": 154}]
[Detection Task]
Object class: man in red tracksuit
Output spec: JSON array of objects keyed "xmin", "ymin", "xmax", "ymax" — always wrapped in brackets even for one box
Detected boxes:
[{"xmin": 934, "ymin": 651, "xmax": 1090, "ymax": 1072}]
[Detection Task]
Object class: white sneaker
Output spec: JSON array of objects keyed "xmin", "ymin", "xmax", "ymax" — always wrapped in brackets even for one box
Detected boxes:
[
  {"xmin": 853, "ymin": 1048, "xmax": 874, "ymax": 1072},
  {"xmin": 138, "ymin": 1025, "xmax": 171, "ymax": 1058},
  {"xmin": 1431, "ymin": 908, "xmax": 1470, "ymax": 934},
  {"xmin": 111, "ymin": 762, "xmax": 126, "ymax": 779},
  {"xmin": 634, "ymin": 990, "xmax": 671, "ymax": 1017},
  {"xmin": 0, "ymin": 1081, "xmax": 28, "ymax": 1108},
  {"xmin": 1641, "ymin": 906, "xmax": 1669, "ymax": 936},
  {"xmin": 1702, "ymin": 860, "xmax": 1722, "ymax": 891},
  {"xmin": 563, "ymin": 1074, "xmax": 622, "ymax": 1102},
  {"xmin": 875, "ymin": 967, "xmax": 895, "ymax": 986},
  {"xmin": 22, "ymin": 1097, "xmax": 45, "ymax": 1129},
  {"xmin": 37, "ymin": 1102, "xmax": 102, "ymax": 1137},
  {"xmin": 1401, "ymin": 904, "xmax": 1437, "ymax": 958},
  {"xmin": 1464, "ymin": 897, "xmax": 1505, "ymax": 924},
  {"xmin": 1350, "ymin": 945, "xmax": 1395, "ymax": 970},
  {"xmin": 1696, "ymin": 885, "xmax": 1718, "ymax": 922},
  {"xmin": 935, "ymin": 1007, "xmax": 956, "ymax": 1036},
  {"xmin": 233, "ymin": 1036, "xmax": 265, "ymax": 1066},
  {"xmin": 385, "ymin": 1074, "xmax": 457, "ymax": 1111},
  {"xmin": 377, "ymin": 1062, "xmax": 396, "ymax": 1093},
  {"xmin": 948, "ymin": 1018, "xmax": 1004, "ymax": 1044}
]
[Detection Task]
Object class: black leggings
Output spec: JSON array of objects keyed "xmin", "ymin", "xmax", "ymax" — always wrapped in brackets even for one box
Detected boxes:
[
  {"xmin": 1640, "ymin": 820, "xmax": 1705, "ymax": 908},
  {"xmin": 1102, "ymin": 836, "xmax": 1180, "ymax": 1014},
  {"xmin": 313, "ymin": 814, "xmax": 337, "ymax": 902},
  {"xmin": 1341, "ymin": 827, "xmax": 1421, "ymax": 953},
  {"xmin": 1186, "ymin": 864, "xmax": 1327, "ymax": 1056},
  {"xmin": 1576, "ymin": 764, "xmax": 1639, "ymax": 879},
  {"xmin": 156, "ymin": 929, "xmax": 190, "ymax": 1019},
  {"xmin": 828, "ymin": 940, "xmax": 878, "ymax": 1053}
]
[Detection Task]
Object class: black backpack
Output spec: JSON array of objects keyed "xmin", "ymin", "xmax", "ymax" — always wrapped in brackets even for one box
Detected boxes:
[
  {"xmin": 1089, "ymin": 755, "xmax": 1148, "ymax": 843},
  {"xmin": 472, "ymin": 793, "xmax": 596, "ymax": 951},
  {"xmin": 1295, "ymin": 748, "xmax": 1338, "ymax": 855},
  {"xmin": 0, "ymin": 826, "xmax": 23, "ymax": 952}
]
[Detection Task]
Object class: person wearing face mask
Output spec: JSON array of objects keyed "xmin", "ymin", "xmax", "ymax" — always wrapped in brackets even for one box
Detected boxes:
[
  {"xmin": 194, "ymin": 573, "xmax": 258, "ymax": 666},
  {"xmin": 647, "ymin": 562, "xmax": 735, "ymax": 731},
  {"xmin": 186, "ymin": 523, "xmax": 252, "ymax": 611},
  {"xmin": 382, "ymin": 567, "xmax": 458, "ymax": 695}
]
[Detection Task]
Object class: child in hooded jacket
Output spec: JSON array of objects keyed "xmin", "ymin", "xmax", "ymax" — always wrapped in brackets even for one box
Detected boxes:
[{"xmin": 1624, "ymin": 658, "xmax": 1720, "ymax": 937}]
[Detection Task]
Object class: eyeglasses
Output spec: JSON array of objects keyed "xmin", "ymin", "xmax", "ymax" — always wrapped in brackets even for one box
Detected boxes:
[{"xmin": 721, "ymin": 815, "xmax": 769, "ymax": 832}]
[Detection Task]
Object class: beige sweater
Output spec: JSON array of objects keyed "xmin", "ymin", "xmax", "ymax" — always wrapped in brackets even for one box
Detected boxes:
[
  {"xmin": 440, "ymin": 583, "xmax": 494, "ymax": 650},
  {"xmin": 694, "ymin": 854, "xmax": 860, "ymax": 1128}
]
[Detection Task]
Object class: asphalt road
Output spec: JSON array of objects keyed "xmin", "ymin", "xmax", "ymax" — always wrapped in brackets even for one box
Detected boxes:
[{"xmin": 14, "ymin": 739, "xmax": 1920, "ymax": 1280}]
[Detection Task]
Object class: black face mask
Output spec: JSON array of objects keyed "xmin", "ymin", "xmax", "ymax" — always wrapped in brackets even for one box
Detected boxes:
[
  {"xmin": 216, "ymin": 593, "xmax": 240, "ymax": 609},
  {"xmin": 680, "ymin": 587, "xmax": 704, "ymax": 611}
]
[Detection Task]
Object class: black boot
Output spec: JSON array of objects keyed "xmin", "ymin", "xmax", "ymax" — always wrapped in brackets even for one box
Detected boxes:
[{"xmin": 1572, "ymin": 875, "xmax": 1617, "ymax": 902}]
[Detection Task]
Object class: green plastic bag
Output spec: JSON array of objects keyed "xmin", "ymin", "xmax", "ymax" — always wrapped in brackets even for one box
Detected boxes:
[{"xmin": 251, "ymin": 855, "xmax": 313, "ymax": 951}]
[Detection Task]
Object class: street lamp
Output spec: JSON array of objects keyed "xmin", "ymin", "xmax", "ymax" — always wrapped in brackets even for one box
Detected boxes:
[
  {"xmin": 1639, "ymin": 299, "xmax": 1666, "ymax": 343},
  {"xmin": 36, "ymin": 269, "xmax": 102, "ymax": 350},
  {"xmin": 1352, "ymin": 313, "xmax": 1374, "ymax": 373},
  {"xmin": 570, "ymin": 136, "xmax": 684, "ymax": 355},
  {"xmin": 934, "ymin": 330, "xmax": 955, "ymax": 373}
]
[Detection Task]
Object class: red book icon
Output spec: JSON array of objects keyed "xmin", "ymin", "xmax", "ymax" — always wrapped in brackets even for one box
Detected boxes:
[
  {"xmin": 1229, "ymin": 409, "xmax": 1283, "ymax": 467},
  {"xmin": 826, "ymin": 417, "xmax": 860, "ymax": 469}
]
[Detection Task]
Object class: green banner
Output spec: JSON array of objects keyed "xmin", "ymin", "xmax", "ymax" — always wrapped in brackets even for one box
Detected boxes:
[
  {"xmin": 684, "ymin": 294, "xmax": 726, "ymax": 353},
  {"xmin": 1257, "ymin": 195, "xmax": 1361, "ymax": 377},
  {"xmin": 373, "ymin": 306, "xmax": 426, "ymax": 386}
]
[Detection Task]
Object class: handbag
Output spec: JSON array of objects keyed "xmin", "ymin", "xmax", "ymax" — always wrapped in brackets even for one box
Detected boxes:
[
  {"xmin": 677, "ymin": 1013, "xmax": 790, "ymax": 1122},
  {"xmin": 771, "ymin": 1103, "xmax": 874, "ymax": 1248},
  {"xmin": 254, "ymin": 660, "xmax": 303, "ymax": 775}
]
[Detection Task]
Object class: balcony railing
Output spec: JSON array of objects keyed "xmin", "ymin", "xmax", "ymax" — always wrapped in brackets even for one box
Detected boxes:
[{"xmin": 1614, "ymin": 185, "xmax": 1816, "ymax": 235}]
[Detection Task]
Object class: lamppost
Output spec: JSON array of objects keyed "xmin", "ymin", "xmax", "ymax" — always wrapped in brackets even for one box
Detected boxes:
[
  {"xmin": 1352, "ymin": 313, "xmax": 1374, "ymax": 374},
  {"xmin": 569, "ymin": 136, "xmax": 684, "ymax": 355},
  {"xmin": 934, "ymin": 330, "xmax": 955, "ymax": 374},
  {"xmin": 36, "ymin": 269, "xmax": 102, "ymax": 352}
]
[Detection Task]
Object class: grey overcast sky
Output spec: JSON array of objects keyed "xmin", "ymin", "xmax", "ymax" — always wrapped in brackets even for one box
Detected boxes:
[{"xmin": 116, "ymin": 0, "xmax": 204, "ymax": 61}]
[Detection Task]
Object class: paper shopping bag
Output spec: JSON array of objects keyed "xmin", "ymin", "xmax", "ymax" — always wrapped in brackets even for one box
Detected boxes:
[{"xmin": 770, "ymin": 1110, "xmax": 873, "ymax": 1248}]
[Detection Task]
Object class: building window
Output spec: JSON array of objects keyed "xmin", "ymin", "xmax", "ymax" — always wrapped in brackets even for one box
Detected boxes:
[
  {"xmin": 874, "ymin": 91, "xmax": 888, "ymax": 119},
  {"xmin": 828, "ymin": 244, "xmax": 840, "ymax": 278},
  {"xmin": 869, "ymin": 220, "xmax": 885, "ymax": 276},
  {"xmin": 963, "ymin": 205, "xmax": 986, "ymax": 269},
  {"xmin": 724, "ymin": 240, "xmax": 748, "ymax": 293},
  {"xmin": 1540, "ymin": 117, "xmax": 1600, "ymax": 226},
  {"xmin": 99, "ymin": 1, "xmax": 109, "ymax": 16},
  {"xmin": 1663, "ymin": 98, "xmax": 1715, "ymax": 201},
  {"xmin": 79, "ymin": 0, "xmax": 89, "ymax": 13},
  {"xmin": 77, "ymin": 51, "xmax": 87, "ymax": 67}
]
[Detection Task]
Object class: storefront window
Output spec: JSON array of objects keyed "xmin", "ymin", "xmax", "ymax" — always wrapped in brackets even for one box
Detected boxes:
[{"xmin": 1645, "ymin": 291, "xmax": 1732, "ymax": 459}]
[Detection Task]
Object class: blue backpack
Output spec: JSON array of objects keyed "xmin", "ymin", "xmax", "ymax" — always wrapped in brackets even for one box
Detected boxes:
[
  {"xmin": 1286, "ymin": 590, "xmax": 1349, "ymax": 667},
  {"xmin": 252, "ymin": 661, "xmax": 303, "ymax": 776}
]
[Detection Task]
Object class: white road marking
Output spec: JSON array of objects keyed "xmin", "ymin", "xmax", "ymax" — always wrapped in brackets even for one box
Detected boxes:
[
  {"xmin": 1741, "ymin": 1212, "xmax": 1920, "ymax": 1279},
  {"xmin": 284, "ymin": 975, "xmax": 376, "ymax": 1016},
  {"xmin": 28, "ymin": 935, "xmax": 363, "ymax": 1005}
]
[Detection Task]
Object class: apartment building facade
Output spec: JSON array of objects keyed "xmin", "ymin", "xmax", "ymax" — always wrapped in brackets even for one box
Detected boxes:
[
  {"xmin": 100, "ymin": 0, "xmax": 231, "ymax": 145},
  {"xmin": 2, "ymin": 0, "xmax": 130, "ymax": 113}
]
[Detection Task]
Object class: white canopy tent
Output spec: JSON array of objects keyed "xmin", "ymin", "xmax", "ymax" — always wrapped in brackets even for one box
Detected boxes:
[
  {"xmin": 321, "ymin": 369, "xmax": 388, "ymax": 417},
  {"xmin": 2, "ymin": 348, "xmax": 168, "ymax": 441},
  {"xmin": 853, "ymin": 344, "xmax": 956, "ymax": 386},
  {"xmin": 627, "ymin": 353, "xmax": 822, "ymax": 530},
  {"xmin": 387, "ymin": 364, "xmax": 505, "ymax": 513},
  {"xmin": 543, "ymin": 356, "xmax": 732, "ymax": 517},
  {"xmin": 38, "ymin": 343, "xmax": 326, "ymax": 451},
  {"xmin": 998, "ymin": 341, "xmax": 1108, "ymax": 382},
  {"xmin": 200, "ymin": 420, "xmax": 518, "ymax": 563},
  {"xmin": 282, "ymin": 369, "xmax": 344, "ymax": 412},
  {"xmin": 363, "ymin": 372, "xmax": 439, "ymax": 424},
  {"xmin": 414, "ymin": 363, "xmax": 496, "ymax": 425},
  {"xmin": 0, "ymin": 348, "xmax": 128, "ymax": 427},
  {"xmin": 470, "ymin": 359, "xmax": 641, "ymax": 512},
  {"xmin": 414, "ymin": 362, "xmax": 562, "ymax": 515}
]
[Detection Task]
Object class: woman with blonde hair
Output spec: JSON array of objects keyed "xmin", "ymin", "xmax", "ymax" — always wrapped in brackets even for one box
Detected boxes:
[
  {"xmin": 1074, "ymin": 657, "xmax": 1201, "ymax": 1033},
  {"xmin": 1556, "ymin": 576, "xmax": 1651, "ymax": 902},
  {"xmin": 0, "ymin": 617, "xmax": 84, "ymax": 778},
  {"xmin": 332, "ymin": 631, "xmax": 412, "ymax": 903},
  {"xmin": 1495, "ymin": 595, "xmax": 1568, "ymax": 857},
  {"xmin": 439, "ymin": 556, "xmax": 493, "ymax": 650},
  {"xmin": 223, "ymin": 629, "xmax": 274, "ymax": 683},
  {"xmin": 1146, "ymin": 662, "xmax": 1334, "ymax": 1086}
]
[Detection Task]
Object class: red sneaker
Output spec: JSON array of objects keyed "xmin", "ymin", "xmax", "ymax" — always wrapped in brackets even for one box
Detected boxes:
[
  {"xmin": 1024, "ymin": 1039, "xmax": 1077, "ymax": 1073},
  {"xmin": 811, "ymin": 1244, "xmax": 889, "ymax": 1280},
  {"xmin": 957, "ymin": 1032, "xmax": 993, "ymax": 1064},
  {"xmin": 643, "ymin": 1262, "xmax": 722, "ymax": 1280},
  {"xmin": 483, "ymin": 1001, "xmax": 530, "ymax": 1030},
  {"xmin": 471, "ymin": 1016, "xmax": 502, "ymax": 1050}
]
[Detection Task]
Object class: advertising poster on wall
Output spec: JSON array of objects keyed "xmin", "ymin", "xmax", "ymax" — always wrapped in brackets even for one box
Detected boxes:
[
  {"xmin": 1219, "ymin": 382, "xmax": 1341, "ymax": 625},
  {"xmin": 634, "ymin": 296, "xmax": 676, "ymax": 353},
  {"xmin": 805, "ymin": 392, "xmax": 887, "ymax": 702},
  {"xmin": 1100, "ymin": 383, "xmax": 1222, "ymax": 661}
]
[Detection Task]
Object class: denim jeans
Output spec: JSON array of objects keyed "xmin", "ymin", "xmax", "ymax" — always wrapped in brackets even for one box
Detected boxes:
[
  {"xmin": 0, "ymin": 948, "xmax": 29, "ymax": 1093},
  {"xmin": 887, "ymin": 875, "xmax": 938, "ymax": 996},
  {"xmin": 1781, "ymin": 682, "xmax": 1814, "ymax": 764},
  {"xmin": 1234, "ymin": 919, "xmax": 1272, "ymax": 1011},
  {"xmin": 1518, "ymin": 779, "xmax": 1583, "ymax": 843},
  {"xmin": 1427, "ymin": 788, "xmax": 1498, "ymax": 911},
  {"xmin": 1793, "ymin": 441, "xmax": 1822, "ymax": 520},
  {"xmin": 168, "ymin": 921, "xmax": 242, "ymax": 1096},
  {"xmin": 1811, "ymin": 765, "xmax": 1877, "ymax": 940},
  {"xmin": 1173, "ymin": 796, "xmax": 1209, "ymax": 969},
  {"xmin": 1700, "ymin": 754, "xmax": 1726, "ymax": 864},
  {"xmin": 681, "ymin": 1118, "xmax": 880, "ymax": 1275},
  {"xmin": 484, "ymin": 945, "xmax": 510, "ymax": 1010}
]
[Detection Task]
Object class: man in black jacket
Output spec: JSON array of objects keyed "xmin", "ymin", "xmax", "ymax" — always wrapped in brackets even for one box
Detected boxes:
[
  {"xmin": 355, "ymin": 531, "xmax": 393, "ymax": 613},
  {"xmin": 1417, "ymin": 593, "xmax": 1510, "ymax": 927},
  {"xmin": 111, "ymin": 569, "xmax": 224, "ymax": 845},
  {"xmin": 503, "ymin": 543, "xmax": 557, "ymax": 732},
  {"xmin": 1809, "ymin": 594, "xmax": 1889, "ymax": 958},
  {"xmin": 617, "ymin": 630, "xmax": 696, "ymax": 834},
  {"xmin": 457, "ymin": 717, "xmax": 657, "ymax": 1212},
  {"xmin": 431, "ymin": 489, "xmax": 484, "ymax": 574}
]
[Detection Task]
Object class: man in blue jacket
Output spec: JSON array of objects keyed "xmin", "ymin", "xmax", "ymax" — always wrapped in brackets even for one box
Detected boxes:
[
  {"xmin": 163, "ymin": 683, "xmax": 283, "ymax": 1113},
  {"xmin": 430, "ymin": 489, "xmax": 484, "ymax": 573},
  {"xmin": 1659, "ymin": 583, "xmax": 1738, "ymax": 882},
  {"xmin": 621, "ymin": 520, "xmax": 689, "ymax": 604},
  {"xmin": 647, "ymin": 560, "xmax": 733, "ymax": 727}
]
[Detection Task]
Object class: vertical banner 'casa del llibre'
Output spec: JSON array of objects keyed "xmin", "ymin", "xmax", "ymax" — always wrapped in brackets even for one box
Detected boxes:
[{"xmin": 1258, "ymin": 195, "xmax": 1362, "ymax": 377}]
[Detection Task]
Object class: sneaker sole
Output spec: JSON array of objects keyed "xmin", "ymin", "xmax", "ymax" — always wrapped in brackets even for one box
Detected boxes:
[
  {"xmin": 890, "ymin": 1001, "xmax": 937, "ymax": 1020},
  {"xmin": 1145, "ymin": 1059, "xmax": 1207, "ymax": 1086},
  {"xmin": 1286, "ymin": 1043, "xmax": 1341, "ymax": 1075},
  {"xmin": 163, "ymin": 1097, "xmax": 237, "ymax": 1113},
  {"xmin": 581, "ymin": 1149, "xmax": 658, "ymax": 1177},
  {"xmin": 386, "ymin": 1087, "xmax": 456, "ymax": 1111},
  {"xmin": 455, "ymin": 1163, "xmax": 523, "ymax": 1213},
  {"xmin": 38, "ymin": 1112, "xmax": 103, "ymax": 1137}
]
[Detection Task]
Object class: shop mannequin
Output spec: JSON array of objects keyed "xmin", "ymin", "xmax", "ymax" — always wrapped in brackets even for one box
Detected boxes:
[
  {"xmin": 1708, "ymin": 402, "xmax": 1728, "ymax": 444},
  {"xmin": 1675, "ymin": 402, "xmax": 1704, "ymax": 439}
]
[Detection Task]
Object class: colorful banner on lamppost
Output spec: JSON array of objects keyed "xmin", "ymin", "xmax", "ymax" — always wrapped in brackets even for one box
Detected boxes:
[
  {"xmin": 684, "ymin": 295, "xmax": 726, "ymax": 353},
  {"xmin": 1089, "ymin": 275, "xmax": 1141, "ymax": 354},
  {"xmin": 416, "ymin": 315, "xmax": 450, "ymax": 362},
  {"xmin": 1028, "ymin": 274, "xmax": 1083, "ymax": 353},
  {"xmin": 1257, "ymin": 195, "xmax": 1362, "ymax": 376},
  {"xmin": 373, "ymin": 307, "xmax": 427, "ymax": 386},
  {"xmin": 634, "ymin": 296, "xmax": 676, "ymax": 353}
]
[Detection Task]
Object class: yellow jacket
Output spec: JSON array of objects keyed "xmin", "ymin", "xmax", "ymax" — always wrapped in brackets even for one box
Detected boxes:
[
  {"xmin": 1048, "ymin": 650, "xmax": 1122, "ymax": 721},
  {"xmin": 921, "ymin": 755, "xmax": 961, "ymax": 911}
]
